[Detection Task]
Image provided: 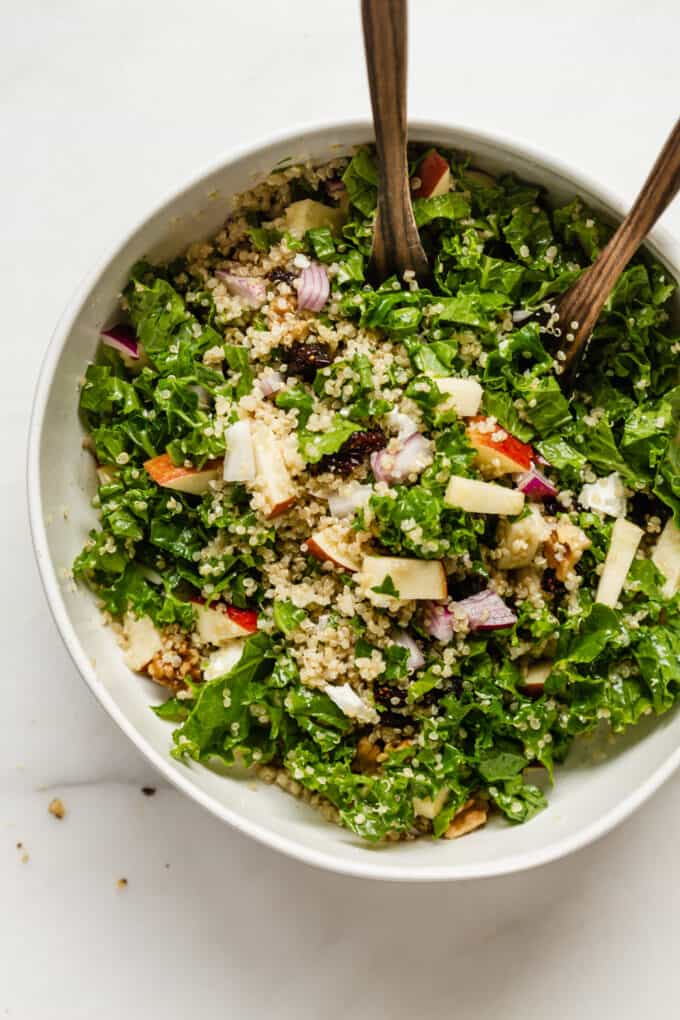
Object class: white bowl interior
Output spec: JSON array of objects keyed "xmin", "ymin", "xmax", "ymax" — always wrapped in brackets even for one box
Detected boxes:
[{"xmin": 30, "ymin": 121, "xmax": 680, "ymax": 880}]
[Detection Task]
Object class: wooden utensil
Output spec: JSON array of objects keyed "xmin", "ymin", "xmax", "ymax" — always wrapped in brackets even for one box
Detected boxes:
[
  {"xmin": 555, "ymin": 117, "xmax": 680, "ymax": 385},
  {"xmin": 361, "ymin": 0, "xmax": 430, "ymax": 285}
]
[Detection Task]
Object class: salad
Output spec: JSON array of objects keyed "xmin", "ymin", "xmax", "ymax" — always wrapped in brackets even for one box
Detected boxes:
[{"xmin": 74, "ymin": 145, "xmax": 680, "ymax": 843}]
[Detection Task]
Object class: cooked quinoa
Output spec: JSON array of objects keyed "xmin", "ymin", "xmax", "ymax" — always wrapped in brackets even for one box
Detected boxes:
[{"xmin": 74, "ymin": 145, "xmax": 680, "ymax": 843}]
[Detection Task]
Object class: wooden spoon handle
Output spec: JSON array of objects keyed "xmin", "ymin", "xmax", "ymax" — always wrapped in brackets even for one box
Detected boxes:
[
  {"xmin": 559, "ymin": 117, "xmax": 680, "ymax": 380},
  {"xmin": 361, "ymin": 0, "xmax": 429, "ymax": 283}
]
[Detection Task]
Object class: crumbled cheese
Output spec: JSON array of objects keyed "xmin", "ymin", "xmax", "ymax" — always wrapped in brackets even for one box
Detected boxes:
[
  {"xmin": 578, "ymin": 472, "xmax": 627, "ymax": 518},
  {"xmin": 323, "ymin": 683, "xmax": 379, "ymax": 724}
]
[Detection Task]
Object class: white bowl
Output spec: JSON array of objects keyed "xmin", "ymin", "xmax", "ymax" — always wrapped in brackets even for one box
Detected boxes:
[{"xmin": 28, "ymin": 120, "xmax": 680, "ymax": 881}]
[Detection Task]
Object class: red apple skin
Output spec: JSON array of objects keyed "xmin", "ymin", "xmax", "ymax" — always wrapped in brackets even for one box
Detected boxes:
[
  {"xmin": 520, "ymin": 679, "xmax": 545, "ymax": 698},
  {"xmin": 144, "ymin": 453, "xmax": 221, "ymax": 488},
  {"xmin": 191, "ymin": 597, "xmax": 258, "ymax": 635},
  {"xmin": 413, "ymin": 150, "xmax": 451, "ymax": 198},
  {"xmin": 466, "ymin": 416, "xmax": 534, "ymax": 472},
  {"xmin": 225, "ymin": 606, "xmax": 258, "ymax": 633},
  {"xmin": 306, "ymin": 535, "xmax": 360, "ymax": 572},
  {"xmin": 266, "ymin": 495, "xmax": 297, "ymax": 519}
]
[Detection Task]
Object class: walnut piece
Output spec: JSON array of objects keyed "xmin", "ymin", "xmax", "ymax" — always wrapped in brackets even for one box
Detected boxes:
[
  {"xmin": 353, "ymin": 736, "xmax": 381, "ymax": 775},
  {"xmin": 544, "ymin": 521, "xmax": 591, "ymax": 581},
  {"xmin": 146, "ymin": 635, "xmax": 202, "ymax": 692},
  {"xmin": 444, "ymin": 798, "xmax": 488, "ymax": 840}
]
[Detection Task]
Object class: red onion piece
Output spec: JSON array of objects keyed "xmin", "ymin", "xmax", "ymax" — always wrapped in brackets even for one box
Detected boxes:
[
  {"xmin": 325, "ymin": 178, "xmax": 346, "ymax": 199},
  {"xmin": 327, "ymin": 483, "xmax": 372, "ymax": 518},
  {"xmin": 294, "ymin": 263, "xmax": 330, "ymax": 313},
  {"xmin": 384, "ymin": 409, "xmax": 419, "ymax": 439},
  {"xmin": 370, "ymin": 433, "xmax": 433, "ymax": 484},
  {"xmin": 517, "ymin": 467, "xmax": 557, "ymax": 500},
  {"xmin": 423, "ymin": 602, "xmax": 456, "ymax": 643},
  {"xmin": 454, "ymin": 590, "xmax": 517, "ymax": 631},
  {"xmin": 393, "ymin": 631, "xmax": 425, "ymax": 671},
  {"xmin": 257, "ymin": 370, "xmax": 283, "ymax": 398},
  {"xmin": 215, "ymin": 271, "xmax": 266, "ymax": 307},
  {"xmin": 101, "ymin": 324, "xmax": 139, "ymax": 359}
]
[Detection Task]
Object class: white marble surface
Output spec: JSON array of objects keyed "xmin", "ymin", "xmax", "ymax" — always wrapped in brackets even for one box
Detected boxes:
[{"xmin": 3, "ymin": 0, "xmax": 680, "ymax": 1015}]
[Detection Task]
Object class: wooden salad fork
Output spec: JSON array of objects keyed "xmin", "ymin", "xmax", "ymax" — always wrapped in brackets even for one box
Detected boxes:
[
  {"xmin": 548, "ymin": 117, "xmax": 680, "ymax": 385},
  {"xmin": 361, "ymin": 0, "xmax": 431, "ymax": 286}
]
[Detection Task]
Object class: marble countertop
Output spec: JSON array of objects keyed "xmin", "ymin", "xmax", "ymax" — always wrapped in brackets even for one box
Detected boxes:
[{"xmin": 3, "ymin": 1, "xmax": 680, "ymax": 1015}]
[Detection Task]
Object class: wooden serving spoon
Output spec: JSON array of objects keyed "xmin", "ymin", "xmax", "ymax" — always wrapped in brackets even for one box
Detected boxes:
[
  {"xmin": 361, "ymin": 0, "xmax": 430, "ymax": 286},
  {"xmin": 554, "ymin": 116, "xmax": 680, "ymax": 385}
]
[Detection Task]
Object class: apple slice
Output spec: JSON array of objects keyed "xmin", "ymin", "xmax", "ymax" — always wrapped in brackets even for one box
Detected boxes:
[
  {"xmin": 496, "ymin": 506, "xmax": 549, "ymax": 569},
  {"xmin": 435, "ymin": 377, "xmax": 483, "ymax": 418},
  {"xmin": 413, "ymin": 150, "xmax": 451, "ymax": 198},
  {"xmin": 223, "ymin": 420, "xmax": 255, "ymax": 483},
  {"xmin": 596, "ymin": 518, "xmax": 644, "ymax": 608},
  {"xmin": 123, "ymin": 613, "xmax": 163, "ymax": 671},
  {"xmin": 413, "ymin": 786, "xmax": 449, "ymax": 820},
  {"xmin": 521, "ymin": 660, "xmax": 552, "ymax": 697},
  {"xmin": 445, "ymin": 475, "xmax": 525, "ymax": 516},
  {"xmin": 359, "ymin": 555, "xmax": 447, "ymax": 601},
  {"xmin": 651, "ymin": 518, "xmax": 680, "ymax": 599},
  {"xmin": 284, "ymin": 199, "xmax": 346, "ymax": 237},
  {"xmin": 203, "ymin": 640, "xmax": 246, "ymax": 682},
  {"xmin": 251, "ymin": 423, "xmax": 297, "ymax": 518},
  {"xmin": 307, "ymin": 524, "xmax": 362, "ymax": 572},
  {"xmin": 466, "ymin": 416, "xmax": 534, "ymax": 476},
  {"xmin": 195, "ymin": 603, "xmax": 258, "ymax": 645},
  {"xmin": 144, "ymin": 453, "xmax": 221, "ymax": 495}
]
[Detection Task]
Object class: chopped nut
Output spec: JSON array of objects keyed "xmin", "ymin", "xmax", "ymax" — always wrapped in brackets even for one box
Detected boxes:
[
  {"xmin": 48, "ymin": 797, "xmax": 66, "ymax": 820},
  {"xmin": 117, "ymin": 877, "xmax": 128, "ymax": 889},
  {"xmin": 544, "ymin": 521, "xmax": 591, "ymax": 581},
  {"xmin": 353, "ymin": 736, "xmax": 381, "ymax": 774},
  {"xmin": 444, "ymin": 798, "xmax": 488, "ymax": 839},
  {"xmin": 146, "ymin": 632, "xmax": 202, "ymax": 691}
]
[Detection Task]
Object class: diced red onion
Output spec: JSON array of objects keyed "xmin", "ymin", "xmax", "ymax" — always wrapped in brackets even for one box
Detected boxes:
[
  {"xmin": 294, "ymin": 263, "xmax": 329, "ymax": 313},
  {"xmin": 517, "ymin": 467, "xmax": 557, "ymax": 500},
  {"xmin": 101, "ymin": 324, "xmax": 139, "ymax": 359},
  {"xmin": 423, "ymin": 602, "xmax": 456, "ymax": 643},
  {"xmin": 325, "ymin": 178, "xmax": 346, "ymax": 199},
  {"xmin": 512, "ymin": 308, "xmax": 534, "ymax": 324},
  {"xmin": 257, "ymin": 370, "xmax": 283, "ymax": 398},
  {"xmin": 384, "ymin": 409, "xmax": 419, "ymax": 439},
  {"xmin": 370, "ymin": 433, "xmax": 433, "ymax": 484},
  {"xmin": 215, "ymin": 271, "xmax": 266, "ymax": 308},
  {"xmin": 393, "ymin": 631, "xmax": 425, "ymax": 672},
  {"xmin": 454, "ymin": 590, "xmax": 517, "ymax": 631},
  {"xmin": 327, "ymin": 483, "xmax": 372, "ymax": 518}
]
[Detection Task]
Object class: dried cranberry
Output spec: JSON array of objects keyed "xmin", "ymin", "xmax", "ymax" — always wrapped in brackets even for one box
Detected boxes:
[
  {"xmin": 447, "ymin": 573, "xmax": 487, "ymax": 600},
  {"xmin": 630, "ymin": 490, "xmax": 669, "ymax": 529},
  {"xmin": 312, "ymin": 428, "xmax": 385, "ymax": 476},
  {"xmin": 542, "ymin": 498, "xmax": 561, "ymax": 517},
  {"xmin": 378, "ymin": 709, "xmax": 414, "ymax": 730},
  {"xmin": 268, "ymin": 267, "xmax": 296, "ymax": 286},
  {"xmin": 542, "ymin": 568, "xmax": 566, "ymax": 598},
  {"xmin": 419, "ymin": 686, "xmax": 444, "ymax": 707},
  {"xmin": 287, "ymin": 342, "xmax": 333, "ymax": 382},
  {"xmin": 374, "ymin": 684, "xmax": 408, "ymax": 709}
]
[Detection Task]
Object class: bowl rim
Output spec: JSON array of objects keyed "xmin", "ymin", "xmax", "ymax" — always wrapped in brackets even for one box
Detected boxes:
[{"xmin": 27, "ymin": 116, "xmax": 680, "ymax": 882}]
